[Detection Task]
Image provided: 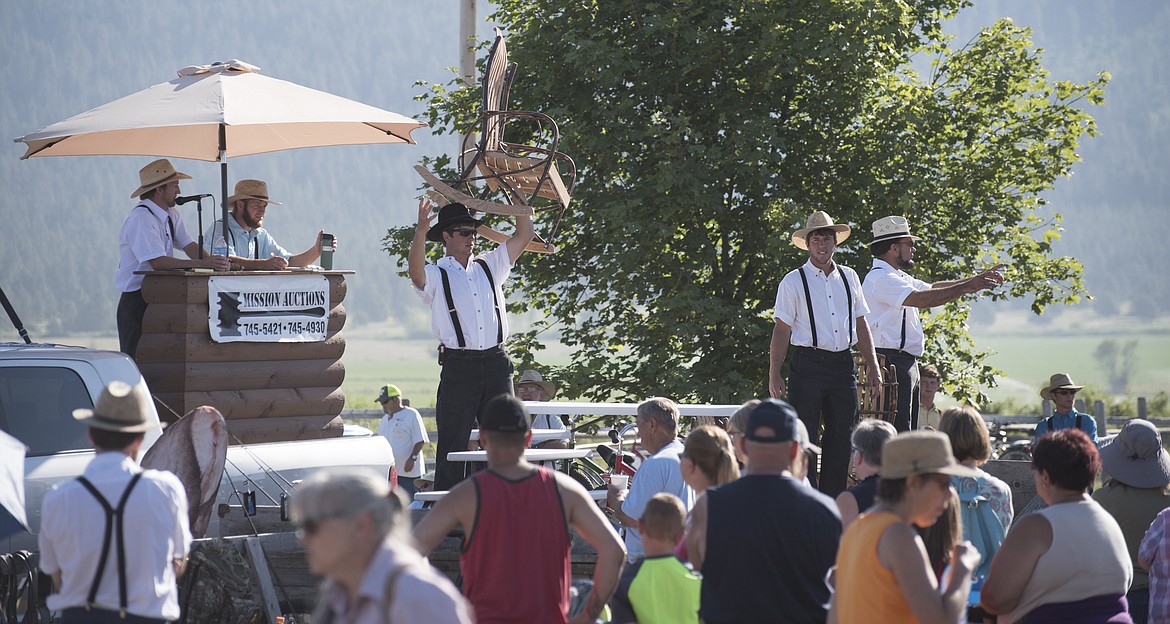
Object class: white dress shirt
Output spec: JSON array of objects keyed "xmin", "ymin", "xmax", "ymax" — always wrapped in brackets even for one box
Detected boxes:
[
  {"xmin": 115, "ymin": 199, "xmax": 196, "ymax": 292},
  {"xmin": 862, "ymin": 259, "xmax": 931, "ymax": 356},
  {"xmin": 39, "ymin": 452, "xmax": 191, "ymax": 620},
  {"xmin": 377, "ymin": 406, "xmax": 429, "ymax": 478},
  {"xmin": 414, "ymin": 244, "xmax": 514, "ymax": 350},
  {"xmin": 774, "ymin": 259, "xmax": 869, "ymax": 352}
]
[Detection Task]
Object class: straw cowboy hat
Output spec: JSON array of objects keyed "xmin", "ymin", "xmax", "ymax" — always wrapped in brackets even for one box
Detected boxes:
[
  {"xmin": 870, "ymin": 215, "xmax": 923, "ymax": 245},
  {"xmin": 792, "ymin": 211, "xmax": 851, "ymax": 250},
  {"xmin": 1099, "ymin": 419, "xmax": 1170, "ymax": 488},
  {"xmin": 516, "ymin": 369, "xmax": 557, "ymax": 399},
  {"xmin": 426, "ymin": 202, "xmax": 482, "ymax": 242},
  {"xmin": 73, "ymin": 380, "xmax": 162, "ymax": 433},
  {"xmin": 880, "ymin": 431, "xmax": 980, "ymax": 479},
  {"xmin": 227, "ymin": 179, "xmax": 282, "ymax": 206},
  {"xmin": 130, "ymin": 158, "xmax": 191, "ymax": 198},
  {"xmin": 1039, "ymin": 373, "xmax": 1084, "ymax": 400}
]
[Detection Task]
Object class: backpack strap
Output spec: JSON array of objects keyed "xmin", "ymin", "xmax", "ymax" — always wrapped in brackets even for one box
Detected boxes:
[
  {"xmin": 798, "ymin": 267, "xmax": 817, "ymax": 348},
  {"xmin": 76, "ymin": 472, "xmax": 144, "ymax": 616}
]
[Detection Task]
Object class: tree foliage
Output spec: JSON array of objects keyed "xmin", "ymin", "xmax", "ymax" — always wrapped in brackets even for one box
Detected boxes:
[{"xmin": 387, "ymin": 0, "xmax": 1107, "ymax": 406}]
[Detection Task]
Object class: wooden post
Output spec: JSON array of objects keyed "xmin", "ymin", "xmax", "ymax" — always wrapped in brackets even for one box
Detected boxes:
[
  {"xmin": 1042, "ymin": 399, "xmax": 1052, "ymax": 418},
  {"xmin": 1139, "ymin": 397, "xmax": 1148, "ymax": 420},
  {"xmin": 244, "ymin": 537, "xmax": 283, "ymax": 624},
  {"xmin": 1094, "ymin": 400, "xmax": 1107, "ymax": 436}
]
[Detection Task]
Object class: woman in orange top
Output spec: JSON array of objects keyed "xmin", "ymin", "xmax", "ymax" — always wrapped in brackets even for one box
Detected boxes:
[{"xmin": 829, "ymin": 431, "xmax": 981, "ymax": 624}]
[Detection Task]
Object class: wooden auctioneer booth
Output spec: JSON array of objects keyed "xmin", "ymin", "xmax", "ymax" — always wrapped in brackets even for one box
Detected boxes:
[{"xmin": 132, "ymin": 270, "xmax": 352, "ymax": 444}]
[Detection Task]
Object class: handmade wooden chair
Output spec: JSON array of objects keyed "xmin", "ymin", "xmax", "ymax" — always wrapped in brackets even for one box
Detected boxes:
[
  {"xmin": 415, "ymin": 28, "xmax": 576, "ymax": 254},
  {"xmin": 857, "ymin": 353, "xmax": 899, "ymax": 424}
]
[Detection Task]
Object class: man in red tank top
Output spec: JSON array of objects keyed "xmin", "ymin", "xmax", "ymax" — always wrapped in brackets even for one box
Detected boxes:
[{"xmin": 414, "ymin": 394, "xmax": 626, "ymax": 624}]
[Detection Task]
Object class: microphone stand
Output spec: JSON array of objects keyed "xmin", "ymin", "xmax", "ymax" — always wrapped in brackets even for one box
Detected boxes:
[{"xmin": 195, "ymin": 196, "xmax": 207, "ymax": 259}]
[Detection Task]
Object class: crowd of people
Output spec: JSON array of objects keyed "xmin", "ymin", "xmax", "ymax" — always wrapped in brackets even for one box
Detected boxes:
[{"xmin": 62, "ymin": 160, "xmax": 1163, "ymax": 624}]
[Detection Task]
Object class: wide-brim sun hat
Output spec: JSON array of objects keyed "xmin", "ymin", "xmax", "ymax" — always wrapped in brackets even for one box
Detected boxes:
[
  {"xmin": 1099, "ymin": 419, "xmax": 1170, "ymax": 488},
  {"xmin": 73, "ymin": 380, "xmax": 162, "ymax": 433},
  {"xmin": 1039, "ymin": 373, "xmax": 1084, "ymax": 400},
  {"xmin": 869, "ymin": 215, "xmax": 923, "ymax": 245},
  {"xmin": 130, "ymin": 158, "xmax": 191, "ymax": 198},
  {"xmin": 791, "ymin": 211, "xmax": 851, "ymax": 250},
  {"xmin": 426, "ymin": 203, "xmax": 483, "ymax": 242},
  {"xmin": 516, "ymin": 369, "xmax": 557, "ymax": 399},
  {"xmin": 227, "ymin": 179, "xmax": 282, "ymax": 206},
  {"xmin": 880, "ymin": 431, "xmax": 979, "ymax": 479}
]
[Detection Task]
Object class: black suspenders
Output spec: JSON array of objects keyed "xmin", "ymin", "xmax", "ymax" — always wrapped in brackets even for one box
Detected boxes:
[
  {"xmin": 76, "ymin": 472, "xmax": 145, "ymax": 617},
  {"xmin": 798, "ymin": 266, "xmax": 853, "ymax": 350},
  {"xmin": 438, "ymin": 258, "xmax": 504, "ymax": 349}
]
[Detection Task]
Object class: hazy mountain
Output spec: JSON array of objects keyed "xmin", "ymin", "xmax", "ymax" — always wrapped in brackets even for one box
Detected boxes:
[{"xmin": 1, "ymin": 0, "xmax": 1166, "ymax": 341}]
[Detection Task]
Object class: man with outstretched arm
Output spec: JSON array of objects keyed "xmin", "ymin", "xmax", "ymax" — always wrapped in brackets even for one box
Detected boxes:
[{"xmin": 407, "ymin": 197, "xmax": 534, "ymax": 490}]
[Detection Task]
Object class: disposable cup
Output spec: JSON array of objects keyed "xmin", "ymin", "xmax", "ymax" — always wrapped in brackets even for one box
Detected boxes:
[{"xmin": 610, "ymin": 474, "xmax": 629, "ymax": 489}]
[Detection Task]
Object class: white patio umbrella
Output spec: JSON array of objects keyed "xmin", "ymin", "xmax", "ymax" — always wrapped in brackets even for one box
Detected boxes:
[{"xmin": 14, "ymin": 60, "xmax": 427, "ymax": 246}]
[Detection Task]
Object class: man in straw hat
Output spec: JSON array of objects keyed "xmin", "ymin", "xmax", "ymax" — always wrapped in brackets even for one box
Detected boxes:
[
  {"xmin": 116, "ymin": 159, "xmax": 230, "ymax": 359},
  {"xmin": 413, "ymin": 395, "xmax": 625, "ymax": 624},
  {"xmin": 1035, "ymin": 372, "xmax": 1098, "ymax": 442},
  {"xmin": 693, "ymin": 398, "xmax": 842, "ymax": 622},
  {"xmin": 769, "ymin": 210, "xmax": 882, "ymax": 496},
  {"xmin": 862, "ymin": 215, "xmax": 1004, "ymax": 431},
  {"xmin": 407, "ymin": 196, "xmax": 534, "ymax": 490},
  {"xmin": 205, "ymin": 179, "xmax": 330, "ymax": 271},
  {"xmin": 516, "ymin": 369, "xmax": 569, "ymax": 448},
  {"xmin": 39, "ymin": 381, "xmax": 192, "ymax": 623}
]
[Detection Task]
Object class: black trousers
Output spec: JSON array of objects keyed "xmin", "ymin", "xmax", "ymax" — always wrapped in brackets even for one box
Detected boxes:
[
  {"xmin": 116, "ymin": 289, "xmax": 147, "ymax": 360},
  {"xmin": 433, "ymin": 347, "xmax": 514, "ymax": 491},
  {"xmin": 788, "ymin": 347, "xmax": 858, "ymax": 497},
  {"xmin": 877, "ymin": 348, "xmax": 920, "ymax": 432}
]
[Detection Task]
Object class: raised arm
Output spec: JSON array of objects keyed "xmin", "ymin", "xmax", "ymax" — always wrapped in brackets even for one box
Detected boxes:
[
  {"xmin": 504, "ymin": 212, "xmax": 535, "ymax": 264},
  {"xmin": 903, "ymin": 263, "xmax": 1005, "ymax": 309},
  {"xmin": 408, "ymin": 198, "xmax": 434, "ymax": 290}
]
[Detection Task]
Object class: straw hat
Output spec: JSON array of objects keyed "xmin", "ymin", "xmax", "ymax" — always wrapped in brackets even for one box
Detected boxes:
[
  {"xmin": 516, "ymin": 370, "xmax": 557, "ymax": 399},
  {"xmin": 880, "ymin": 431, "xmax": 979, "ymax": 479},
  {"xmin": 227, "ymin": 179, "xmax": 282, "ymax": 206},
  {"xmin": 130, "ymin": 159, "xmax": 191, "ymax": 198},
  {"xmin": 1099, "ymin": 419, "xmax": 1170, "ymax": 488},
  {"xmin": 1039, "ymin": 373, "xmax": 1084, "ymax": 400},
  {"xmin": 870, "ymin": 215, "xmax": 923, "ymax": 245},
  {"xmin": 72, "ymin": 381, "xmax": 161, "ymax": 433},
  {"xmin": 791, "ymin": 211, "xmax": 851, "ymax": 250}
]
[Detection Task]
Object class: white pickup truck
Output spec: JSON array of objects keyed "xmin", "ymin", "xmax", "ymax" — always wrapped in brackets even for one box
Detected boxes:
[{"xmin": 0, "ymin": 341, "xmax": 395, "ymax": 554}]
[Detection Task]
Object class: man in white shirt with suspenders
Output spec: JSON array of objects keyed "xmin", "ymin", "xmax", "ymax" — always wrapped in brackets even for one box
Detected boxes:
[
  {"xmin": 39, "ymin": 381, "xmax": 191, "ymax": 624},
  {"xmin": 408, "ymin": 197, "xmax": 534, "ymax": 491},
  {"xmin": 769, "ymin": 211, "xmax": 882, "ymax": 496},
  {"xmin": 115, "ymin": 159, "xmax": 229, "ymax": 359}
]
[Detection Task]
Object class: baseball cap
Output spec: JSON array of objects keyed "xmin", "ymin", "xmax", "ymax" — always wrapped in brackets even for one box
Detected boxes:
[
  {"xmin": 794, "ymin": 419, "xmax": 822, "ymax": 454},
  {"xmin": 480, "ymin": 394, "xmax": 532, "ymax": 433},
  {"xmin": 376, "ymin": 385, "xmax": 402, "ymax": 404},
  {"xmin": 745, "ymin": 398, "xmax": 799, "ymax": 443},
  {"xmin": 881, "ymin": 431, "xmax": 980, "ymax": 479}
]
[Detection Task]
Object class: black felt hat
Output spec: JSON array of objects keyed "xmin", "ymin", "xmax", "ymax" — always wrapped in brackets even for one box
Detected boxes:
[{"xmin": 426, "ymin": 203, "xmax": 482, "ymax": 242}]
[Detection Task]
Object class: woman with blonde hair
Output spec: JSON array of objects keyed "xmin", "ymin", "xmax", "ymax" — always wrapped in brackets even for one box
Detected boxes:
[{"xmin": 678, "ymin": 424, "xmax": 740, "ymax": 567}]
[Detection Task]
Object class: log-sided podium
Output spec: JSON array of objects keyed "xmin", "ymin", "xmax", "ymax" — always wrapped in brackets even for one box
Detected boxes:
[{"xmin": 133, "ymin": 270, "xmax": 351, "ymax": 444}]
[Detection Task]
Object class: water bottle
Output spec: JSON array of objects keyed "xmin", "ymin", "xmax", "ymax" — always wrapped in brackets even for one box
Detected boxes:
[
  {"xmin": 212, "ymin": 234, "xmax": 228, "ymax": 261},
  {"xmin": 319, "ymin": 233, "xmax": 334, "ymax": 270}
]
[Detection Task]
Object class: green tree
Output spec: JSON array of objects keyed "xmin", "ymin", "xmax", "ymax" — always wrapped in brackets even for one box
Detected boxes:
[{"xmin": 388, "ymin": 0, "xmax": 1106, "ymax": 405}]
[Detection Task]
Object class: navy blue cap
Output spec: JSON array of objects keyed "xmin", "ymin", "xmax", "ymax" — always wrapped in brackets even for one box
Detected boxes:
[
  {"xmin": 480, "ymin": 394, "xmax": 532, "ymax": 433},
  {"xmin": 745, "ymin": 398, "xmax": 799, "ymax": 443}
]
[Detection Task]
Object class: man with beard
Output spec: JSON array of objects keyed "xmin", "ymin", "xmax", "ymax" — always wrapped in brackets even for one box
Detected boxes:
[
  {"xmin": 408, "ymin": 197, "xmax": 534, "ymax": 490},
  {"xmin": 862, "ymin": 216, "xmax": 1004, "ymax": 431},
  {"xmin": 205, "ymin": 179, "xmax": 328, "ymax": 270},
  {"xmin": 117, "ymin": 159, "xmax": 230, "ymax": 358}
]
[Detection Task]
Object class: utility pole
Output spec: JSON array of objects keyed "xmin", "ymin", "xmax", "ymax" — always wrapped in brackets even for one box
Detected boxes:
[{"xmin": 459, "ymin": 0, "xmax": 476, "ymax": 87}]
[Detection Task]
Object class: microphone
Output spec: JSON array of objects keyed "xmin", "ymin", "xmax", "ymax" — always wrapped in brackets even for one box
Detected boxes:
[{"xmin": 176, "ymin": 194, "xmax": 213, "ymax": 205}]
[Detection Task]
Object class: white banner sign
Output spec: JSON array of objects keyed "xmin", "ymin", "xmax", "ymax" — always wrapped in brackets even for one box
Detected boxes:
[{"xmin": 208, "ymin": 275, "xmax": 330, "ymax": 342}]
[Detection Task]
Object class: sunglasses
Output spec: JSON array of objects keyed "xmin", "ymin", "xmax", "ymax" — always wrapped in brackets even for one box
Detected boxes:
[
  {"xmin": 293, "ymin": 512, "xmax": 348, "ymax": 538},
  {"xmin": 1052, "ymin": 389, "xmax": 1077, "ymax": 397},
  {"xmin": 449, "ymin": 228, "xmax": 477, "ymax": 238}
]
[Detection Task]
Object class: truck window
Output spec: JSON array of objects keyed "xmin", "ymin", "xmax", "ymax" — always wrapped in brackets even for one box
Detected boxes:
[{"xmin": 0, "ymin": 367, "xmax": 92, "ymax": 455}]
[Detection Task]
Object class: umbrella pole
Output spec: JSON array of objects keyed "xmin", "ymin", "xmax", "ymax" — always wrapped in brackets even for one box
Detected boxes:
[{"xmin": 220, "ymin": 124, "xmax": 229, "ymax": 258}]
